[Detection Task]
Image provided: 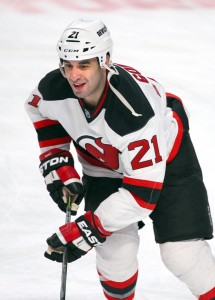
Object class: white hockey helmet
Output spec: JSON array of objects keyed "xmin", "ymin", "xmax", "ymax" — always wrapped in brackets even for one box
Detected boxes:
[{"xmin": 57, "ymin": 18, "xmax": 113, "ymax": 67}]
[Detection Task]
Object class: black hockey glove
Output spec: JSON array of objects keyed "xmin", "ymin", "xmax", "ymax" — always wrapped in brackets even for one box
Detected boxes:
[
  {"xmin": 44, "ymin": 211, "xmax": 111, "ymax": 263},
  {"xmin": 39, "ymin": 148, "xmax": 84, "ymax": 212}
]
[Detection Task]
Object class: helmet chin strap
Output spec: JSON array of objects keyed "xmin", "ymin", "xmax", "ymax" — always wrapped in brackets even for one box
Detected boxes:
[{"xmin": 103, "ymin": 63, "xmax": 142, "ymax": 117}]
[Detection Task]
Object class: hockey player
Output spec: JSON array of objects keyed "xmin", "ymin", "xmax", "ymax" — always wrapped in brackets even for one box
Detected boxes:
[{"xmin": 25, "ymin": 19, "xmax": 215, "ymax": 299}]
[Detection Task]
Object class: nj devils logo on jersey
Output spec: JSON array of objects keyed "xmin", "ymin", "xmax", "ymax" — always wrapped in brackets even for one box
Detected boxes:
[
  {"xmin": 77, "ymin": 134, "xmax": 163, "ymax": 171},
  {"xmin": 77, "ymin": 136, "xmax": 120, "ymax": 170}
]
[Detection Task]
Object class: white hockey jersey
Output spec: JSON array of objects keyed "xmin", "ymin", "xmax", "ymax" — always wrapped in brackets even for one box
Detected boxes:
[{"xmin": 25, "ymin": 64, "xmax": 188, "ymax": 232}]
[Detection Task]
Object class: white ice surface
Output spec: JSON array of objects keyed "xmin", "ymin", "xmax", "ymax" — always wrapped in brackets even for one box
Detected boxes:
[{"xmin": 0, "ymin": 1, "xmax": 215, "ymax": 299}]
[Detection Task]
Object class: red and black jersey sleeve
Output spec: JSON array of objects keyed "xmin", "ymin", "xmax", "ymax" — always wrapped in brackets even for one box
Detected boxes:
[
  {"xmin": 25, "ymin": 69, "xmax": 73, "ymax": 153},
  {"xmin": 33, "ymin": 119, "xmax": 72, "ymax": 149},
  {"xmin": 166, "ymin": 93, "xmax": 189, "ymax": 163}
]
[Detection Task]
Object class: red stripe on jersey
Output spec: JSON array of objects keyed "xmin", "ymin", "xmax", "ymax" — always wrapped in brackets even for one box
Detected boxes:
[
  {"xmin": 153, "ymin": 84, "xmax": 161, "ymax": 97},
  {"xmin": 130, "ymin": 192, "xmax": 156, "ymax": 210},
  {"xmin": 166, "ymin": 92, "xmax": 189, "ymax": 121},
  {"xmin": 103, "ymin": 291, "xmax": 134, "ymax": 300},
  {"xmin": 39, "ymin": 136, "xmax": 72, "ymax": 148},
  {"xmin": 33, "ymin": 119, "xmax": 60, "ymax": 129},
  {"xmin": 76, "ymin": 147, "xmax": 112, "ymax": 170},
  {"xmin": 98, "ymin": 270, "xmax": 138, "ymax": 289},
  {"xmin": 148, "ymin": 77, "xmax": 158, "ymax": 82},
  {"xmin": 199, "ymin": 287, "xmax": 215, "ymax": 300},
  {"xmin": 123, "ymin": 176, "xmax": 163, "ymax": 190},
  {"xmin": 167, "ymin": 111, "xmax": 184, "ymax": 163},
  {"xmin": 166, "ymin": 92, "xmax": 183, "ymax": 103}
]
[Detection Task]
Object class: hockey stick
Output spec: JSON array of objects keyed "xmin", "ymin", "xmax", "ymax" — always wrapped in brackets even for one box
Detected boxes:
[{"xmin": 60, "ymin": 193, "xmax": 84, "ymax": 300}]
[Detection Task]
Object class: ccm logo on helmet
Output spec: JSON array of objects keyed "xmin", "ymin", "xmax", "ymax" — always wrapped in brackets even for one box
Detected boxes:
[
  {"xmin": 64, "ymin": 49, "xmax": 79, "ymax": 52},
  {"xmin": 77, "ymin": 221, "xmax": 102, "ymax": 246},
  {"xmin": 40, "ymin": 157, "xmax": 69, "ymax": 173}
]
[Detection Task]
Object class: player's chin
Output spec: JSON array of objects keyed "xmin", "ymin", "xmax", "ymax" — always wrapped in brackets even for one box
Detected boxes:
[{"xmin": 71, "ymin": 86, "xmax": 86, "ymax": 97}]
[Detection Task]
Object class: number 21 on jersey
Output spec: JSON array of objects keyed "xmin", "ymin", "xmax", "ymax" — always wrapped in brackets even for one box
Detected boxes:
[{"xmin": 128, "ymin": 135, "xmax": 162, "ymax": 170}]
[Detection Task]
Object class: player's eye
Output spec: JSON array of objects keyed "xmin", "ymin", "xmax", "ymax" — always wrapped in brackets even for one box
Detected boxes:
[
  {"xmin": 64, "ymin": 63, "xmax": 73, "ymax": 69},
  {"xmin": 79, "ymin": 64, "xmax": 89, "ymax": 70}
]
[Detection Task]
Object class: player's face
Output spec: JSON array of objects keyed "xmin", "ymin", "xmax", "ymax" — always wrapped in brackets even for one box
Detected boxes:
[{"xmin": 63, "ymin": 57, "xmax": 107, "ymax": 107}]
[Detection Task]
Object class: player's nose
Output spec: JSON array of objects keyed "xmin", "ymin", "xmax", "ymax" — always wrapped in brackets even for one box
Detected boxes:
[{"xmin": 69, "ymin": 68, "xmax": 81, "ymax": 82}]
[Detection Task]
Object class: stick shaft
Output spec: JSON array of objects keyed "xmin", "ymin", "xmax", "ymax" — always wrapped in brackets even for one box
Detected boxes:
[
  {"xmin": 60, "ymin": 196, "xmax": 72, "ymax": 300},
  {"xmin": 59, "ymin": 193, "xmax": 85, "ymax": 300}
]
